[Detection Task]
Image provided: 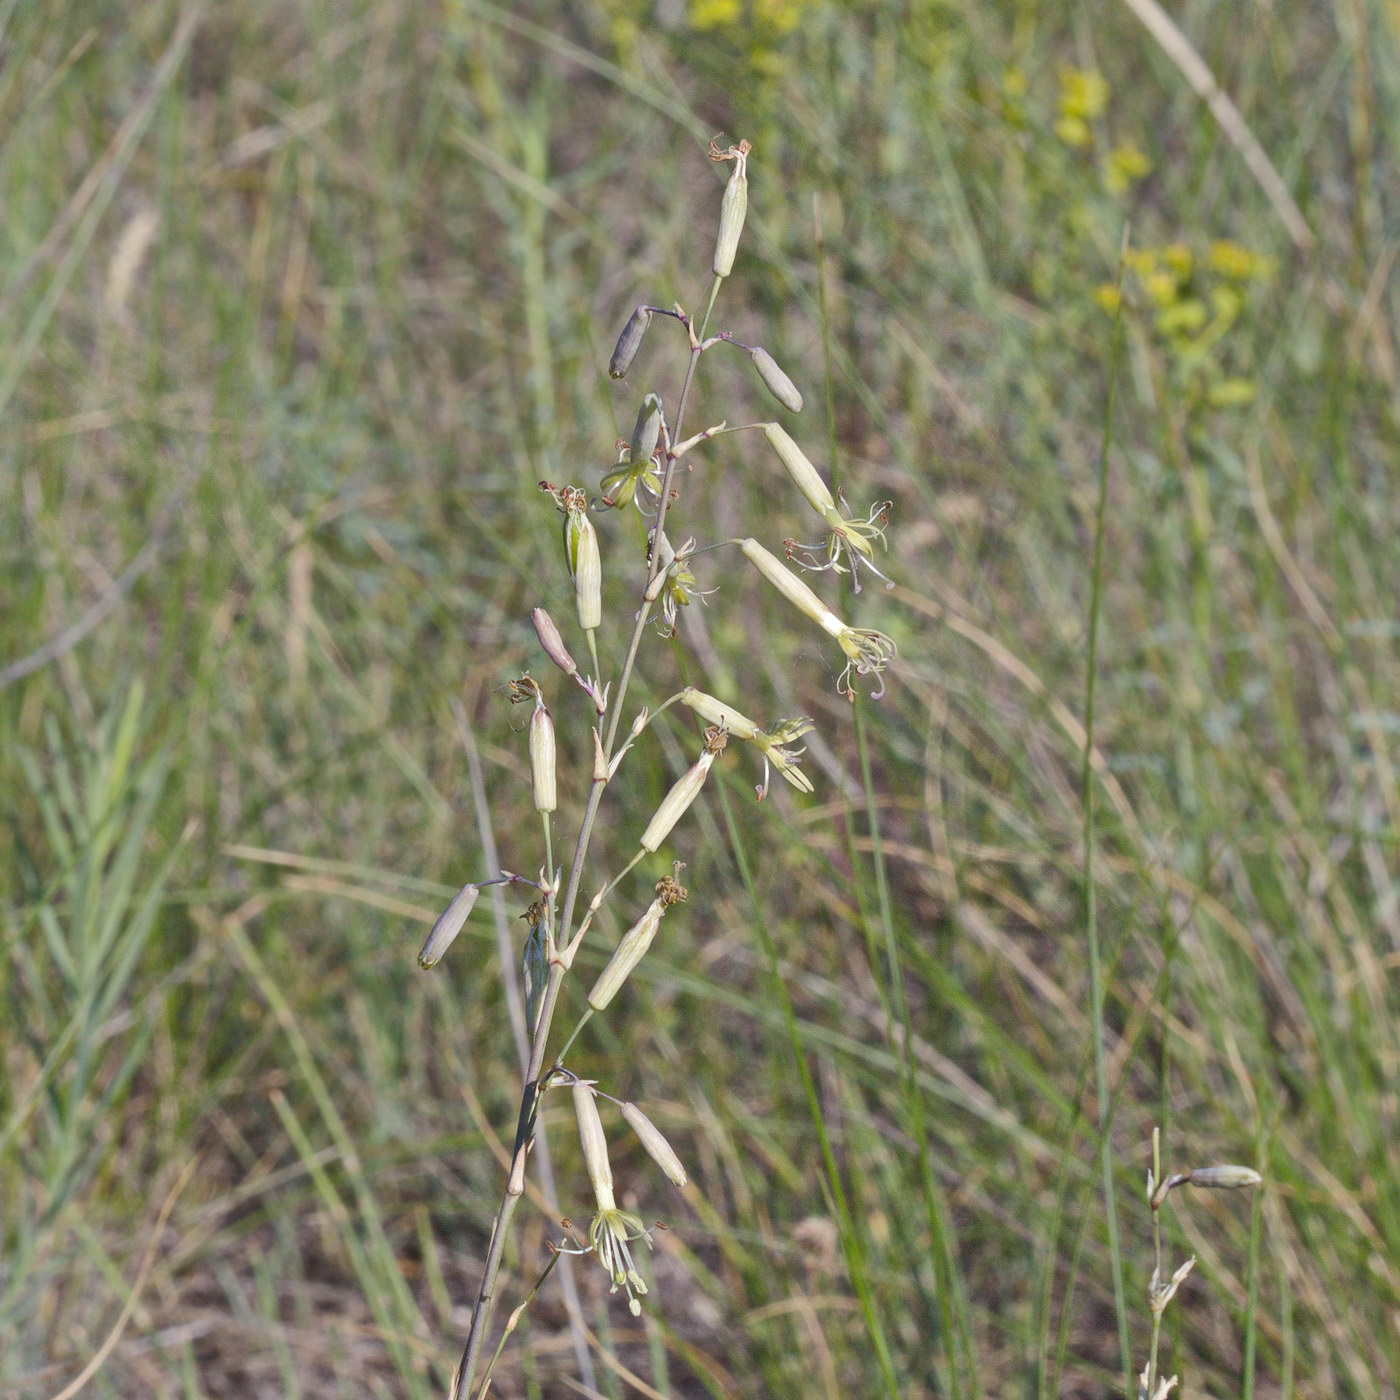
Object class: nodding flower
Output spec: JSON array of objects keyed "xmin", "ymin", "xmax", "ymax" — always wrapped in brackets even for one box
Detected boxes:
[
  {"xmin": 762, "ymin": 424, "xmax": 892, "ymax": 591},
  {"xmin": 739, "ymin": 537, "xmax": 897, "ymax": 699},
  {"xmin": 678, "ymin": 687, "xmax": 815, "ymax": 797}
]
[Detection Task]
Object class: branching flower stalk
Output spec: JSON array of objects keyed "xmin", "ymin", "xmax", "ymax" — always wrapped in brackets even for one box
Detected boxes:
[
  {"xmin": 421, "ymin": 139, "xmax": 897, "ymax": 1400},
  {"xmin": 1136, "ymin": 1127, "xmax": 1262, "ymax": 1400}
]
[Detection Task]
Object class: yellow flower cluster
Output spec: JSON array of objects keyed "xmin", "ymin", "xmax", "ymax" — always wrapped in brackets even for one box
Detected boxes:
[
  {"xmin": 1055, "ymin": 66, "xmax": 1110, "ymax": 147},
  {"xmin": 1098, "ymin": 240, "xmax": 1277, "ymax": 407}
]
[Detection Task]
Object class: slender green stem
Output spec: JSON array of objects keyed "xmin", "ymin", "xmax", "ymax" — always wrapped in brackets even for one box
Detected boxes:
[
  {"xmin": 1083, "ymin": 242, "xmax": 1132, "ymax": 1395},
  {"xmin": 451, "ymin": 273, "xmax": 723, "ymax": 1400}
]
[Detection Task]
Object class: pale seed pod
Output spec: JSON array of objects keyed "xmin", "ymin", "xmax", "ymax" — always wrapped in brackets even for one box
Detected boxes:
[
  {"xmin": 531, "ymin": 607, "xmax": 578, "ymax": 678},
  {"xmin": 750, "ymin": 349, "xmax": 803, "ymax": 413},
  {"xmin": 639, "ymin": 748, "xmax": 717, "ymax": 852},
  {"xmin": 529, "ymin": 703, "xmax": 557, "ymax": 813},
  {"xmin": 712, "ymin": 148, "xmax": 748, "ymax": 277},
  {"xmin": 740, "ymin": 536, "xmax": 844, "ymax": 638},
  {"xmin": 417, "ymin": 881, "xmax": 479, "ymax": 968},
  {"xmin": 572, "ymin": 1080, "xmax": 616, "ymax": 1209},
  {"xmin": 630, "ymin": 393, "xmax": 663, "ymax": 466},
  {"xmin": 621, "ymin": 1102, "xmax": 689, "ymax": 1186},
  {"xmin": 1188, "ymin": 1165, "xmax": 1262, "ymax": 1190},
  {"xmin": 588, "ymin": 898, "xmax": 666, "ymax": 1010},
  {"xmin": 573, "ymin": 514, "xmax": 602, "ymax": 631},
  {"xmin": 609, "ymin": 305, "xmax": 651, "ymax": 378},
  {"xmin": 762, "ymin": 424, "xmax": 834, "ymax": 514}
]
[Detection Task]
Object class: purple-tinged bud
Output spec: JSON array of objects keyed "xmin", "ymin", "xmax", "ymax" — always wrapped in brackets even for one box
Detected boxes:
[{"xmin": 531, "ymin": 607, "xmax": 578, "ymax": 678}]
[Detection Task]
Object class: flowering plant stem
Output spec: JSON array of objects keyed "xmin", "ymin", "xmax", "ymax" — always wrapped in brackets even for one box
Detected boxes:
[{"xmin": 448, "ymin": 276, "xmax": 721, "ymax": 1400}]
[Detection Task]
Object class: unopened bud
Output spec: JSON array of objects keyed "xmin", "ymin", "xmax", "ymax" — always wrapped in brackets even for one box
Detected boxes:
[
  {"xmin": 630, "ymin": 393, "xmax": 663, "ymax": 466},
  {"xmin": 588, "ymin": 899, "xmax": 666, "ymax": 1010},
  {"xmin": 417, "ymin": 881, "xmax": 479, "ymax": 968},
  {"xmin": 762, "ymin": 423, "xmax": 834, "ymax": 514},
  {"xmin": 621, "ymin": 1102, "xmax": 689, "ymax": 1186},
  {"xmin": 573, "ymin": 514, "xmax": 602, "ymax": 631},
  {"xmin": 711, "ymin": 142, "xmax": 749, "ymax": 277},
  {"xmin": 609, "ymin": 305, "xmax": 651, "ymax": 379},
  {"xmin": 1188, "ymin": 1165, "xmax": 1262, "ymax": 1190},
  {"xmin": 750, "ymin": 348, "xmax": 803, "ymax": 413},
  {"xmin": 572, "ymin": 1080, "xmax": 616, "ymax": 1209},
  {"xmin": 531, "ymin": 607, "xmax": 578, "ymax": 678},
  {"xmin": 529, "ymin": 704, "xmax": 557, "ymax": 813}
]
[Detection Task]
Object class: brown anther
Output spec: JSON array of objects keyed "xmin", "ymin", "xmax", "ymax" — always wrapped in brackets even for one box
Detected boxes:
[
  {"xmin": 507, "ymin": 676, "xmax": 542, "ymax": 704},
  {"xmin": 654, "ymin": 873, "xmax": 689, "ymax": 906},
  {"xmin": 702, "ymin": 725, "xmax": 729, "ymax": 755},
  {"xmin": 521, "ymin": 899, "xmax": 547, "ymax": 926}
]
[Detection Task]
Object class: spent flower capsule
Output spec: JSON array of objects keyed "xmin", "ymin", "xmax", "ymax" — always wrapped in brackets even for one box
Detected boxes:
[{"xmin": 710, "ymin": 138, "xmax": 751, "ymax": 277}]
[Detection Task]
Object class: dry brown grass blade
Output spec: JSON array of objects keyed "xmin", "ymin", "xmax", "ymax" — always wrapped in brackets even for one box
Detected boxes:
[
  {"xmin": 1116, "ymin": 0, "xmax": 1314, "ymax": 252},
  {"xmin": 45, "ymin": 1156, "xmax": 199, "ymax": 1400}
]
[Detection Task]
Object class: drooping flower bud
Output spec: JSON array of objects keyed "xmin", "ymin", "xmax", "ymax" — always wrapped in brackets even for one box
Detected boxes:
[
  {"xmin": 529, "ymin": 702, "xmax": 557, "ymax": 813},
  {"xmin": 762, "ymin": 423, "xmax": 834, "ymax": 514},
  {"xmin": 621, "ymin": 1102, "xmax": 689, "ymax": 1187},
  {"xmin": 710, "ymin": 139, "xmax": 750, "ymax": 277},
  {"xmin": 609, "ymin": 305, "xmax": 651, "ymax": 379},
  {"xmin": 1187, "ymin": 1165, "xmax": 1262, "ymax": 1191},
  {"xmin": 749, "ymin": 349, "xmax": 803, "ymax": 413},
  {"xmin": 572, "ymin": 1080, "xmax": 615, "ymax": 1208},
  {"xmin": 417, "ymin": 881, "xmax": 479, "ymax": 968},
  {"xmin": 638, "ymin": 729, "xmax": 727, "ymax": 852},
  {"xmin": 531, "ymin": 607, "xmax": 578, "ymax": 678}
]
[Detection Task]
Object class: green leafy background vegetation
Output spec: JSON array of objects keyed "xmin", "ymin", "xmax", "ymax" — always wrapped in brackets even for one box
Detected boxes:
[{"xmin": 4, "ymin": 1, "xmax": 1398, "ymax": 1395}]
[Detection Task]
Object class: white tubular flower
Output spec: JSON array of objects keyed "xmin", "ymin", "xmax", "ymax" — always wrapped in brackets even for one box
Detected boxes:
[
  {"xmin": 739, "ymin": 537, "xmax": 897, "ymax": 698},
  {"xmin": 572, "ymin": 1079, "xmax": 614, "ymax": 1208},
  {"xmin": 417, "ymin": 881, "xmax": 479, "ymax": 968},
  {"xmin": 638, "ymin": 728, "xmax": 727, "ymax": 852},
  {"xmin": 678, "ymin": 687, "xmax": 815, "ymax": 796},
  {"xmin": 763, "ymin": 422, "xmax": 835, "ymax": 514},
  {"xmin": 589, "ymin": 1206, "xmax": 652, "ymax": 1316}
]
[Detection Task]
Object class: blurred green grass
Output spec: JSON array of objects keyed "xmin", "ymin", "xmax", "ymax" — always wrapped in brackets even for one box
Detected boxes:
[{"xmin": 3, "ymin": 1, "xmax": 1399, "ymax": 1395}]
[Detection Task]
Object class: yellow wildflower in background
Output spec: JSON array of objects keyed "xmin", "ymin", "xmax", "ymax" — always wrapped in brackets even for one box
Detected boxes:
[
  {"xmin": 690, "ymin": 0, "xmax": 742, "ymax": 28},
  {"xmin": 1105, "ymin": 140, "xmax": 1152, "ymax": 193},
  {"xmin": 1056, "ymin": 66, "xmax": 1109, "ymax": 146}
]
